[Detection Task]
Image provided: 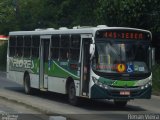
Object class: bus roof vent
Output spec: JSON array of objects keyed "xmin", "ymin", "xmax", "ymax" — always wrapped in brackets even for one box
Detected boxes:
[
  {"xmin": 97, "ymin": 25, "xmax": 108, "ymax": 28},
  {"xmin": 59, "ymin": 27, "xmax": 68, "ymax": 30},
  {"xmin": 73, "ymin": 26, "xmax": 79, "ymax": 29},
  {"xmin": 46, "ymin": 28, "xmax": 55, "ymax": 30},
  {"xmin": 73, "ymin": 26, "xmax": 93, "ymax": 29},
  {"xmin": 35, "ymin": 28, "xmax": 45, "ymax": 31}
]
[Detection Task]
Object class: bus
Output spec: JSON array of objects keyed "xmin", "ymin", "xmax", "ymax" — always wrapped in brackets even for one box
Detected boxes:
[{"xmin": 7, "ymin": 25, "xmax": 154, "ymax": 106}]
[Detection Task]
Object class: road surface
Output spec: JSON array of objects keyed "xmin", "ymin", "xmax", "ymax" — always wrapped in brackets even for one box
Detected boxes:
[
  {"xmin": 0, "ymin": 72, "xmax": 160, "ymax": 120},
  {"xmin": 0, "ymin": 98, "xmax": 50, "ymax": 120}
]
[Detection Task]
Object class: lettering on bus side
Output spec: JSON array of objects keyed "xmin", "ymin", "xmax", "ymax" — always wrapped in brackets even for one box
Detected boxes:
[{"xmin": 11, "ymin": 58, "xmax": 34, "ymax": 69}]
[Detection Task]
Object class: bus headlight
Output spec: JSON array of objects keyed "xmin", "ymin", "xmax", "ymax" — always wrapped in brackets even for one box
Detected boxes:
[
  {"xmin": 140, "ymin": 81, "xmax": 152, "ymax": 90},
  {"xmin": 145, "ymin": 84, "xmax": 149, "ymax": 88},
  {"xmin": 141, "ymin": 86, "xmax": 144, "ymax": 90},
  {"xmin": 103, "ymin": 84, "xmax": 108, "ymax": 89}
]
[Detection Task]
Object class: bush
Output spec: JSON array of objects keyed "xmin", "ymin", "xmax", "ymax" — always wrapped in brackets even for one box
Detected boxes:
[{"xmin": 152, "ymin": 64, "xmax": 160, "ymax": 95}]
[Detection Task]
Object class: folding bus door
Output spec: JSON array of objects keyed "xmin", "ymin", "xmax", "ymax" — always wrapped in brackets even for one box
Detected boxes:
[
  {"xmin": 40, "ymin": 35, "xmax": 51, "ymax": 90},
  {"xmin": 80, "ymin": 34, "xmax": 92, "ymax": 96}
]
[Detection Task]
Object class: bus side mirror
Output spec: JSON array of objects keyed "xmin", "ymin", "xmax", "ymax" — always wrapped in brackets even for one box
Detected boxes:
[
  {"xmin": 152, "ymin": 48, "xmax": 155, "ymax": 66},
  {"xmin": 89, "ymin": 44, "xmax": 95, "ymax": 60}
]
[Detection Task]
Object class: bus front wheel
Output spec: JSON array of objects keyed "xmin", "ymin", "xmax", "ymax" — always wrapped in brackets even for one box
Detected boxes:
[
  {"xmin": 24, "ymin": 75, "xmax": 32, "ymax": 94},
  {"xmin": 114, "ymin": 100, "xmax": 128, "ymax": 107},
  {"xmin": 68, "ymin": 82, "xmax": 78, "ymax": 105}
]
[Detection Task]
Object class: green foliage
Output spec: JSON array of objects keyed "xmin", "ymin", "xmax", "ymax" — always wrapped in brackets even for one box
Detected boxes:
[
  {"xmin": 0, "ymin": 0, "xmax": 159, "ymax": 33},
  {"xmin": 152, "ymin": 64, "xmax": 160, "ymax": 95},
  {"xmin": 0, "ymin": 0, "xmax": 16, "ymax": 34},
  {"xmin": 96, "ymin": 0, "xmax": 160, "ymax": 30}
]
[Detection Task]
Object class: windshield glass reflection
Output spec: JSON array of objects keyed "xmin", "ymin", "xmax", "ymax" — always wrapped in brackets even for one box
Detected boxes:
[{"xmin": 92, "ymin": 40, "xmax": 150, "ymax": 74}]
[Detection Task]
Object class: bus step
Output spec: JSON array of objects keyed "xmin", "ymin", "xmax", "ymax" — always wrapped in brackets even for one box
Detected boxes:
[{"xmin": 40, "ymin": 88, "xmax": 48, "ymax": 91}]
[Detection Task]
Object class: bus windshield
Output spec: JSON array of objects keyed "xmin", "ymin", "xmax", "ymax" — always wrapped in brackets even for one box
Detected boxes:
[{"xmin": 92, "ymin": 40, "xmax": 151, "ymax": 74}]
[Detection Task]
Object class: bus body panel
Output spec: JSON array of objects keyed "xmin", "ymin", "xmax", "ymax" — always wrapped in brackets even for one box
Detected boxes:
[
  {"xmin": 8, "ymin": 71, "xmax": 24, "ymax": 85},
  {"xmin": 30, "ymin": 73, "xmax": 39, "ymax": 89},
  {"xmin": 48, "ymin": 77, "xmax": 66, "ymax": 94},
  {"xmin": 91, "ymin": 84, "xmax": 152, "ymax": 99}
]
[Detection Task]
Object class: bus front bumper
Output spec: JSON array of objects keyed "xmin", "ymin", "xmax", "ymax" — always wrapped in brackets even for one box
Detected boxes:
[{"xmin": 91, "ymin": 84, "xmax": 152, "ymax": 100}]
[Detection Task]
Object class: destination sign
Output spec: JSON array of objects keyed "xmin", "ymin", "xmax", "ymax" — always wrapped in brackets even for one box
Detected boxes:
[{"xmin": 96, "ymin": 30, "xmax": 151, "ymax": 40}]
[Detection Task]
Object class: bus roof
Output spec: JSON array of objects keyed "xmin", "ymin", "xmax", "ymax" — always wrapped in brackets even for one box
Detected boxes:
[{"xmin": 9, "ymin": 25, "xmax": 151, "ymax": 36}]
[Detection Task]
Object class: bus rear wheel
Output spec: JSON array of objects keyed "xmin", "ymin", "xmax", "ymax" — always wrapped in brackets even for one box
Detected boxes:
[
  {"xmin": 68, "ymin": 82, "xmax": 78, "ymax": 105},
  {"xmin": 114, "ymin": 100, "xmax": 128, "ymax": 107},
  {"xmin": 24, "ymin": 75, "xmax": 32, "ymax": 94}
]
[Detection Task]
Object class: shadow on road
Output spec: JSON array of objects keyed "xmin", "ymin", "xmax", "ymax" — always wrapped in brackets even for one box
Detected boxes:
[{"xmin": 5, "ymin": 86, "xmax": 146, "ymax": 112}]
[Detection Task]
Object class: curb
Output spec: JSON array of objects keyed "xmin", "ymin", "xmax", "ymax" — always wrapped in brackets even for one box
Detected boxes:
[
  {"xmin": 0, "ymin": 95, "xmax": 51, "ymax": 114},
  {"xmin": 0, "ymin": 88, "xmax": 77, "ymax": 120}
]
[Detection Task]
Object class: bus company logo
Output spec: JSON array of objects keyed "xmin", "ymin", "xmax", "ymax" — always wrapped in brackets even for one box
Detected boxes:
[
  {"xmin": 117, "ymin": 64, "xmax": 126, "ymax": 73},
  {"xmin": 10, "ymin": 58, "xmax": 34, "ymax": 69}
]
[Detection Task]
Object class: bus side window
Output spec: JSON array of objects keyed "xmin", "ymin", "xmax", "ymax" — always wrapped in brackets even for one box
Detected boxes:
[
  {"xmin": 51, "ymin": 35, "xmax": 60, "ymax": 60},
  {"xmin": 24, "ymin": 36, "xmax": 31, "ymax": 58},
  {"xmin": 60, "ymin": 35, "xmax": 70, "ymax": 60},
  {"xmin": 9, "ymin": 36, "xmax": 16, "ymax": 57},
  {"xmin": 16, "ymin": 36, "xmax": 23, "ymax": 57},
  {"xmin": 70, "ymin": 35, "xmax": 80, "ymax": 61},
  {"xmin": 60, "ymin": 48, "xmax": 69, "ymax": 60},
  {"xmin": 32, "ymin": 36, "xmax": 40, "ymax": 58},
  {"xmin": 51, "ymin": 48, "xmax": 59, "ymax": 59}
]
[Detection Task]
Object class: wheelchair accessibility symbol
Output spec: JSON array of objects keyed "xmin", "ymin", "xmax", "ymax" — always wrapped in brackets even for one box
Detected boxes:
[{"xmin": 127, "ymin": 64, "xmax": 134, "ymax": 73}]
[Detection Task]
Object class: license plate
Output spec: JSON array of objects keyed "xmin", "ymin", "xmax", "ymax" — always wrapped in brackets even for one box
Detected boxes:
[{"xmin": 120, "ymin": 91, "xmax": 130, "ymax": 96}]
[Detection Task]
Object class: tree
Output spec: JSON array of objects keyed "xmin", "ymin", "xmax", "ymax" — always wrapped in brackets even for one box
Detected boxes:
[
  {"xmin": 0, "ymin": 0, "xmax": 159, "ymax": 34},
  {"xmin": 0, "ymin": 0, "xmax": 17, "ymax": 34}
]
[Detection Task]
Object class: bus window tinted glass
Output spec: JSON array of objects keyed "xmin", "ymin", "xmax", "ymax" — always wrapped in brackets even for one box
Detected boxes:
[
  {"xmin": 71, "ymin": 35, "xmax": 80, "ymax": 48},
  {"xmin": 24, "ymin": 36, "xmax": 31, "ymax": 47},
  {"xmin": 9, "ymin": 47, "xmax": 15, "ymax": 56},
  {"xmin": 24, "ymin": 48, "xmax": 31, "ymax": 58},
  {"xmin": 52, "ymin": 35, "xmax": 60, "ymax": 47},
  {"xmin": 70, "ymin": 35, "xmax": 80, "ymax": 61},
  {"xmin": 32, "ymin": 48, "xmax": 39, "ymax": 58},
  {"xmin": 17, "ymin": 36, "xmax": 23, "ymax": 46},
  {"xmin": 32, "ymin": 36, "xmax": 40, "ymax": 47},
  {"xmin": 60, "ymin": 48, "xmax": 69, "ymax": 60},
  {"xmin": 16, "ymin": 47, "xmax": 23, "ymax": 57},
  {"xmin": 9, "ymin": 36, "xmax": 16, "ymax": 46},
  {"xmin": 70, "ymin": 49, "xmax": 79, "ymax": 61},
  {"xmin": 51, "ymin": 48, "xmax": 59, "ymax": 59},
  {"xmin": 61, "ymin": 35, "xmax": 70, "ymax": 47}
]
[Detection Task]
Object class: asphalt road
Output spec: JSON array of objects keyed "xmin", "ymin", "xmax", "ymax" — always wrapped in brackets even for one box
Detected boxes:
[
  {"xmin": 0, "ymin": 98, "xmax": 50, "ymax": 120},
  {"xmin": 0, "ymin": 72, "xmax": 160, "ymax": 120}
]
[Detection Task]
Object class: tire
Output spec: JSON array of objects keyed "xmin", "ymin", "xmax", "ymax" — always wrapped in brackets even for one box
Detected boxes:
[
  {"xmin": 68, "ymin": 82, "xmax": 78, "ymax": 105},
  {"xmin": 114, "ymin": 100, "xmax": 128, "ymax": 107},
  {"xmin": 24, "ymin": 75, "xmax": 32, "ymax": 94}
]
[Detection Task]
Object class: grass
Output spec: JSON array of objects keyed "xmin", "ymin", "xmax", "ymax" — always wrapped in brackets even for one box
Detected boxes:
[{"xmin": 152, "ymin": 64, "xmax": 160, "ymax": 95}]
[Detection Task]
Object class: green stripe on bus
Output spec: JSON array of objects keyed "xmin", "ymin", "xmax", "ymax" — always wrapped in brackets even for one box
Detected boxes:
[
  {"xmin": 48, "ymin": 61, "xmax": 80, "ymax": 80},
  {"xmin": 112, "ymin": 80, "xmax": 137, "ymax": 87},
  {"xmin": 98, "ymin": 77, "xmax": 114, "ymax": 85}
]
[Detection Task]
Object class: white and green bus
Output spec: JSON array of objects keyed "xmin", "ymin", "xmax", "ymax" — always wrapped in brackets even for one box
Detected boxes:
[{"xmin": 7, "ymin": 25, "xmax": 154, "ymax": 106}]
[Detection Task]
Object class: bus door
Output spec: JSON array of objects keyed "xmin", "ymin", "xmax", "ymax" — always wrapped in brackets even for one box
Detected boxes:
[
  {"xmin": 80, "ymin": 34, "xmax": 92, "ymax": 96},
  {"xmin": 40, "ymin": 36, "xmax": 51, "ymax": 90}
]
